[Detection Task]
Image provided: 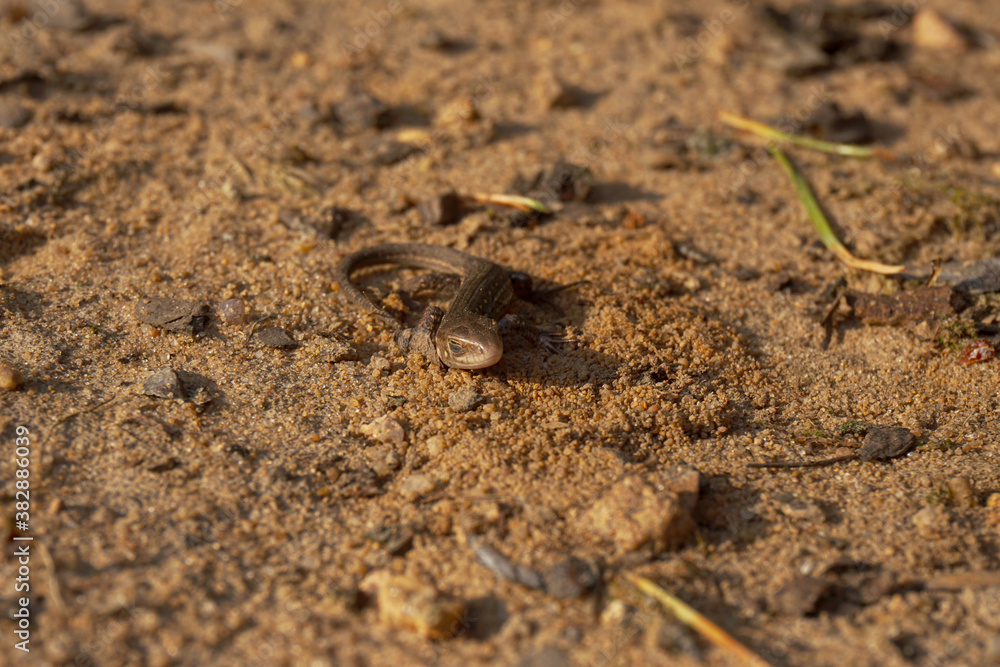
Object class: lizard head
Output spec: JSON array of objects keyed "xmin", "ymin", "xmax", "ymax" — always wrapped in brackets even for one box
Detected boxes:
[{"xmin": 435, "ymin": 315, "xmax": 503, "ymax": 369}]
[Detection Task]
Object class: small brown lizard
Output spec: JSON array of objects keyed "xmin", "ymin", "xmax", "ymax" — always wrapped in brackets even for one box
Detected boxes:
[{"xmin": 335, "ymin": 243, "xmax": 567, "ymax": 369}]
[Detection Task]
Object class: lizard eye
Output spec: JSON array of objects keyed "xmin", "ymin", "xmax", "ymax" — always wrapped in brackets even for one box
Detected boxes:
[{"xmin": 448, "ymin": 338, "xmax": 475, "ymax": 357}]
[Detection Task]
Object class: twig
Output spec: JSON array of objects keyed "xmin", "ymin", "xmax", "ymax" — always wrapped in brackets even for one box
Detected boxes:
[
  {"xmin": 718, "ymin": 111, "xmax": 891, "ymax": 159},
  {"xmin": 55, "ymin": 393, "xmax": 118, "ymax": 424},
  {"xmin": 467, "ymin": 193, "xmax": 553, "ymax": 215},
  {"xmin": 624, "ymin": 573, "xmax": 773, "ymax": 667},
  {"xmin": 769, "ymin": 146, "xmax": 905, "ymax": 275}
]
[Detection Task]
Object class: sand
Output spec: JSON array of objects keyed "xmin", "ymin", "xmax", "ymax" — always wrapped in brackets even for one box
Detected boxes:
[{"xmin": 1, "ymin": 0, "xmax": 999, "ymax": 665}]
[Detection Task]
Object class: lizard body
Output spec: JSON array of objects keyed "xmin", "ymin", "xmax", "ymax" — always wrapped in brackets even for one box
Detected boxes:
[{"xmin": 335, "ymin": 243, "xmax": 514, "ymax": 369}]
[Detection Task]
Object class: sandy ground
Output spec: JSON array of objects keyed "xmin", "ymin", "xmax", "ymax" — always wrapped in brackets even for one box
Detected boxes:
[{"xmin": 1, "ymin": 0, "xmax": 1000, "ymax": 665}]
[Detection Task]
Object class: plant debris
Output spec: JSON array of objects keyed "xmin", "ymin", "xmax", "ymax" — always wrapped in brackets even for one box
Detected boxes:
[
  {"xmin": 769, "ymin": 146, "xmax": 902, "ymax": 273},
  {"xmin": 958, "ymin": 339, "xmax": 995, "ymax": 365},
  {"xmin": 749, "ymin": 426, "xmax": 915, "ymax": 469},
  {"xmin": 824, "ymin": 286, "xmax": 969, "ymax": 328}
]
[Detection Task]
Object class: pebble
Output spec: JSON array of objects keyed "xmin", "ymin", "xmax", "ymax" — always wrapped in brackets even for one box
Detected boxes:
[
  {"xmin": 529, "ymin": 160, "xmax": 594, "ymax": 203},
  {"xmin": 418, "ymin": 192, "xmax": 465, "ymax": 226},
  {"xmin": 254, "ymin": 326, "xmax": 297, "ymax": 348},
  {"xmin": 425, "ymin": 435, "xmax": 447, "ymax": 456},
  {"xmin": 142, "ymin": 367, "xmax": 185, "ymax": 399},
  {"xmin": 540, "ymin": 557, "xmax": 600, "ymax": 599},
  {"xmin": 774, "ymin": 575, "xmax": 830, "ymax": 616},
  {"xmin": 361, "ymin": 415, "xmax": 405, "ymax": 444},
  {"xmin": 448, "ymin": 387, "xmax": 483, "ymax": 412},
  {"xmin": 913, "ymin": 9, "xmax": 969, "ymax": 52},
  {"xmin": 858, "ymin": 426, "xmax": 915, "ymax": 461},
  {"xmin": 399, "ymin": 474, "xmax": 435, "ymax": 501},
  {"xmin": 216, "ymin": 299, "xmax": 246, "ymax": 325},
  {"xmin": 372, "ymin": 140, "xmax": 420, "ymax": 167},
  {"xmin": 534, "ymin": 70, "xmax": 577, "ymax": 110},
  {"xmin": 435, "ymin": 96, "xmax": 479, "ymax": 127},
  {"xmin": 580, "ymin": 467, "xmax": 699, "ymax": 553},
  {"xmin": 0, "ymin": 360, "xmax": 24, "ymax": 391},
  {"xmin": 360, "ymin": 571, "xmax": 465, "ymax": 640},
  {"xmin": 136, "ymin": 298, "xmax": 209, "ymax": 334},
  {"xmin": 947, "ymin": 476, "xmax": 976, "ymax": 509},
  {"xmin": 985, "ymin": 493, "xmax": 1000, "ymax": 528},
  {"xmin": 334, "ymin": 89, "xmax": 391, "ymax": 132},
  {"xmin": 912, "ymin": 505, "xmax": 950, "ymax": 537},
  {"xmin": 369, "ymin": 356, "xmax": 391, "ymax": 373}
]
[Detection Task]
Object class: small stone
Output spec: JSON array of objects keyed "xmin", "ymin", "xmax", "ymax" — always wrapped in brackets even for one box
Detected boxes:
[
  {"xmin": 539, "ymin": 160, "xmax": 594, "ymax": 202},
  {"xmin": 216, "ymin": 299, "xmax": 246, "ymax": 325},
  {"xmin": 400, "ymin": 474, "xmax": 435, "ymax": 501},
  {"xmin": 580, "ymin": 469, "xmax": 697, "ymax": 553},
  {"xmin": 370, "ymin": 355, "xmax": 391, "ymax": 373},
  {"xmin": 448, "ymin": 387, "xmax": 483, "ymax": 412},
  {"xmin": 913, "ymin": 9, "xmax": 969, "ymax": 52},
  {"xmin": 291, "ymin": 207, "xmax": 359, "ymax": 240},
  {"xmin": 371, "ymin": 448, "xmax": 400, "ymax": 477},
  {"xmin": 435, "ymin": 97, "xmax": 479, "ymax": 127},
  {"xmin": 858, "ymin": 426, "xmax": 915, "ymax": 461},
  {"xmin": 0, "ymin": 360, "xmax": 24, "ymax": 391},
  {"xmin": 774, "ymin": 575, "xmax": 831, "ymax": 616},
  {"xmin": 334, "ymin": 89, "xmax": 391, "ymax": 132},
  {"xmin": 987, "ymin": 493, "xmax": 1000, "ymax": 527},
  {"xmin": 254, "ymin": 326, "xmax": 297, "ymax": 348},
  {"xmin": 426, "ymin": 435, "xmax": 447, "ymax": 456},
  {"xmin": 385, "ymin": 527, "xmax": 414, "ymax": 557},
  {"xmin": 372, "ymin": 140, "xmax": 420, "ymax": 167},
  {"xmin": 541, "ymin": 557, "xmax": 600, "ymax": 599},
  {"xmin": 360, "ymin": 572, "xmax": 465, "ymax": 640},
  {"xmin": 136, "ymin": 298, "xmax": 208, "ymax": 334},
  {"xmin": 534, "ymin": 70, "xmax": 577, "ymax": 110},
  {"xmin": 912, "ymin": 505, "xmax": 950, "ymax": 537},
  {"xmin": 361, "ymin": 415, "xmax": 405, "ymax": 444},
  {"xmin": 599, "ymin": 599, "xmax": 629, "ymax": 626},
  {"xmin": 418, "ymin": 192, "xmax": 465, "ymax": 226},
  {"xmin": 142, "ymin": 367, "xmax": 184, "ymax": 399},
  {"xmin": 31, "ymin": 152, "xmax": 51, "ymax": 172},
  {"xmin": 948, "ymin": 477, "xmax": 976, "ymax": 509}
]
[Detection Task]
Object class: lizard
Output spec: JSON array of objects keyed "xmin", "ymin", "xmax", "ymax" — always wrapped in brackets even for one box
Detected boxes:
[{"xmin": 334, "ymin": 243, "xmax": 566, "ymax": 369}]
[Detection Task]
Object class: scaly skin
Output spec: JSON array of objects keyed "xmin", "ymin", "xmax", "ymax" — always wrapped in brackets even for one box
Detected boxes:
[{"xmin": 334, "ymin": 243, "xmax": 514, "ymax": 369}]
